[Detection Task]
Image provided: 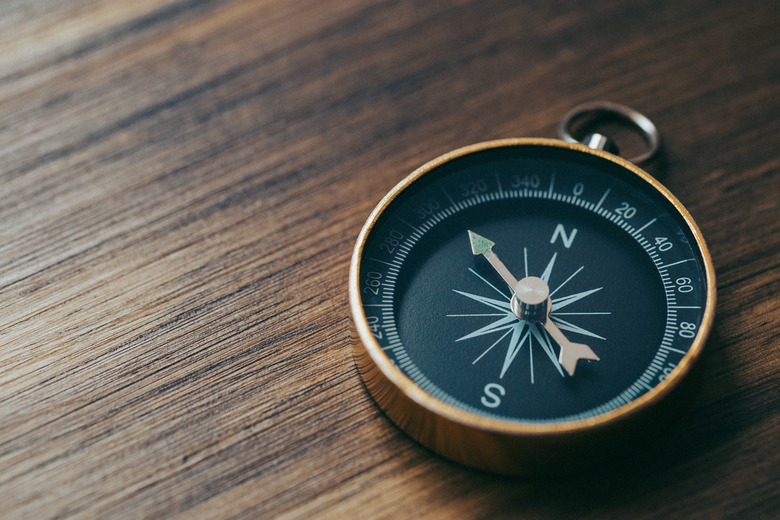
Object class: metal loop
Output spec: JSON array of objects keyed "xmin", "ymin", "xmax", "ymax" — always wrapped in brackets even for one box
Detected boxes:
[{"xmin": 558, "ymin": 101, "xmax": 661, "ymax": 165}]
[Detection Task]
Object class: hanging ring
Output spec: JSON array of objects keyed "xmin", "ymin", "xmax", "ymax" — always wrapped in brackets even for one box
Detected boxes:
[{"xmin": 558, "ymin": 101, "xmax": 661, "ymax": 165}]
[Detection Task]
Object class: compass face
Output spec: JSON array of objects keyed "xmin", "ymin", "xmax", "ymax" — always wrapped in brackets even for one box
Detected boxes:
[{"xmin": 351, "ymin": 139, "xmax": 714, "ymax": 429}]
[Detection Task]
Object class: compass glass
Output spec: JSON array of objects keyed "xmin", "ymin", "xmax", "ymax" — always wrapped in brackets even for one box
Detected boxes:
[{"xmin": 355, "ymin": 141, "xmax": 710, "ymax": 424}]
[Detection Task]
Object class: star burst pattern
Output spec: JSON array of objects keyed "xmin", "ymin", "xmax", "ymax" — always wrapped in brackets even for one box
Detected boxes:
[{"xmin": 448, "ymin": 250, "xmax": 609, "ymax": 383}]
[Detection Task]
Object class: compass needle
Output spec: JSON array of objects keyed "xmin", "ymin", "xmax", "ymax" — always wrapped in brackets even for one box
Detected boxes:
[{"xmin": 468, "ymin": 232, "xmax": 602, "ymax": 377}]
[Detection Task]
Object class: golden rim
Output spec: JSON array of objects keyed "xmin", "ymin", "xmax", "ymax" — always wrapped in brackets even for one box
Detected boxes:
[{"xmin": 349, "ymin": 137, "xmax": 716, "ymax": 437}]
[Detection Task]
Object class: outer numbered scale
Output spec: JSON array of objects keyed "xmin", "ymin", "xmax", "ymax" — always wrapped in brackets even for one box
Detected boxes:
[{"xmin": 349, "ymin": 103, "xmax": 716, "ymax": 475}]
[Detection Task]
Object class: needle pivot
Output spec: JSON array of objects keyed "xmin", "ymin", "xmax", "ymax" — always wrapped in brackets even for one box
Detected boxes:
[{"xmin": 511, "ymin": 276, "xmax": 549, "ymax": 322}]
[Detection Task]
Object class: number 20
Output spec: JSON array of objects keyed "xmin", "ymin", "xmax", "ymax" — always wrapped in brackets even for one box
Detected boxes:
[{"xmin": 615, "ymin": 202, "xmax": 636, "ymax": 219}]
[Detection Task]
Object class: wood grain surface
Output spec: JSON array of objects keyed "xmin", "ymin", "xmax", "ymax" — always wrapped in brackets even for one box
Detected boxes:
[{"xmin": 1, "ymin": 0, "xmax": 778, "ymax": 518}]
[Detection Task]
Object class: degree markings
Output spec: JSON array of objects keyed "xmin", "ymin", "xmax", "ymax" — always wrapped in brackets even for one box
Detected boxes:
[
  {"xmin": 635, "ymin": 217, "xmax": 657, "ymax": 234},
  {"xmin": 594, "ymin": 188, "xmax": 611, "ymax": 211},
  {"xmin": 442, "ymin": 187, "xmax": 456, "ymax": 208},
  {"xmin": 397, "ymin": 217, "xmax": 422, "ymax": 234},
  {"xmin": 369, "ymin": 257, "xmax": 398, "ymax": 267},
  {"xmin": 660, "ymin": 258, "xmax": 696, "ymax": 269},
  {"xmin": 547, "ymin": 171, "xmax": 556, "ymax": 196}
]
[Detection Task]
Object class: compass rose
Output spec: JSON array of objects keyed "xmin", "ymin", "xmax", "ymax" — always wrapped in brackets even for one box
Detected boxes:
[{"xmin": 448, "ymin": 231, "xmax": 609, "ymax": 382}]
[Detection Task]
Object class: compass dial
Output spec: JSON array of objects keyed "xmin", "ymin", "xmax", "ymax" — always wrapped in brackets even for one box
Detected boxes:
[{"xmin": 350, "ymin": 139, "xmax": 715, "ymax": 473}]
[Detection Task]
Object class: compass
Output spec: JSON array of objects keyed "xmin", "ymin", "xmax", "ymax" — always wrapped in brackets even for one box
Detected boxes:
[{"xmin": 349, "ymin": 103, "xmax": 716, "ymax": 475}]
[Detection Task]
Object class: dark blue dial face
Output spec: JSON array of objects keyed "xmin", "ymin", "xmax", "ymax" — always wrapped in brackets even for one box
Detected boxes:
[{"xmin": 357, "ymin": 143, "xmax": 710, "ymax": 423}]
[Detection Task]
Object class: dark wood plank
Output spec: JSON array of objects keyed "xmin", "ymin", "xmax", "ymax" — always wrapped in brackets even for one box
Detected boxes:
[{"xmin": 0, "ymin": 0, "xmax": 777, "ymax": 518}]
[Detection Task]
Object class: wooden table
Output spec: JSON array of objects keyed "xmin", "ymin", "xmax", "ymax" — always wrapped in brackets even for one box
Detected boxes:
[{"xmin": 1, "ymin": 1, "xmax": 777, "ymax": 518}]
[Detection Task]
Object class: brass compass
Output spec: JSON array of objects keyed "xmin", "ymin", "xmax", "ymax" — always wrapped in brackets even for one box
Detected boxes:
[{"xmin": 349, "ymin": 103, "xmax": 716, "ymax": 474}]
